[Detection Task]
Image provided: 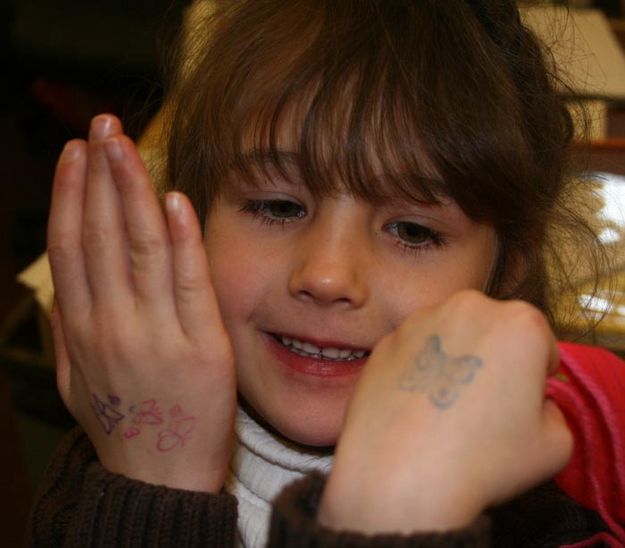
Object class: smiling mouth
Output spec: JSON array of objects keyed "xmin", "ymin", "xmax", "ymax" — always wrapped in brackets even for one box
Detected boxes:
[{"xmin": 271, "ymin": 333, "xmax": 371, "ymax": 361}]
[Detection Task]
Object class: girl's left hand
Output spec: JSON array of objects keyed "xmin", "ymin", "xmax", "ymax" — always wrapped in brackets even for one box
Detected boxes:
[{"xmin": 318, "ymin": 290, "xmax": 573, "ymax": 534}]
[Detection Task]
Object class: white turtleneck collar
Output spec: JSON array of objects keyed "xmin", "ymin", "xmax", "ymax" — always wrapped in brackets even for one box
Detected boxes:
[{"xmin": 225, "ymin": 407, "xmax": 334, "ymax": 547}]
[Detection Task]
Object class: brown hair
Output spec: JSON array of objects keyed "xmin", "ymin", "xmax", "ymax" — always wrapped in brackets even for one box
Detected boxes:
[{"xmin": 165, "ymin": 0, "xmax": 607, "ymax": 331}]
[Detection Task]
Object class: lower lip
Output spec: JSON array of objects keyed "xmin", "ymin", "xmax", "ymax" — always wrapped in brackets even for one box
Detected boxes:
[{"xmin": 265, "ymin": 335, "xmax": 368, "ymax": 378}]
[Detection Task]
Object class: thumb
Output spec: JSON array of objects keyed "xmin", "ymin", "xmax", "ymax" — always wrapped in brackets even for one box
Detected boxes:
[
  {"xmin": 50, "ymin": 301, "xmax": 71, "ymax": 403},
  {"xmin": 540, "ymin": 398, "xmax": 574, "ymax": 477}
]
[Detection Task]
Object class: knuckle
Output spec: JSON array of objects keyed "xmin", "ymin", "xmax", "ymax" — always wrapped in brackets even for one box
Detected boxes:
[
  {"xmin": 47, "ymin": 240, "xmax": 79, "ymax": 268},
  {"xmin": 506, "ymin": 300, "xmax": 550, "ymax": 333},
  {"xmin": 131, "ymin": 233, "xmax": 163, "ymax": 257},
  {"xmin": 175, "ymin": 275, "xmax": 202, "ymax": 301},
  {"xmin": 129, "ymin": 234, "xmax": 166, "ymax": 271},
  {"xmin": 82, "ymin": 224, "xmax": 111, "ymax": 253}
]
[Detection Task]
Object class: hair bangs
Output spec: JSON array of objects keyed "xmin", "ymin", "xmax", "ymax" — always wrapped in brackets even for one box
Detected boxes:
[
  {"xmin": 169, "ymin": 0, "xmax": 540, "ymax": 222},
  {"xmin": 198, "ymin": 1, "xmax": 495, "ymax": 209},
  {"xmin": 226, "ymin": 67, "xmax": 448, "ymax": 206}
]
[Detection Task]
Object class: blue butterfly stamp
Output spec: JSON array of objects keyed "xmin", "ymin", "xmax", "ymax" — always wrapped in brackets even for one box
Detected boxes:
[{"xmin": 398, "ymin": 335, "xmax": 482, "ymax": 409}]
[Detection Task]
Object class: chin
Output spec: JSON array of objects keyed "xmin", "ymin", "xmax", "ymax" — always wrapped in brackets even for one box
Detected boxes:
[
  {"xmin": 241, "ymin": 393, "xmax": 348, "ymax": 448},
  {"xmin": 274, "ymin": 413, "xmax": 343, "ymax": 448}
]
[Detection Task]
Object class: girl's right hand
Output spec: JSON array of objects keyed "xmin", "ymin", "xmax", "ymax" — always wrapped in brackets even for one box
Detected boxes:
[{"xmin": 47, "ymin": 114, "xmax": 236, "ymax": 493}]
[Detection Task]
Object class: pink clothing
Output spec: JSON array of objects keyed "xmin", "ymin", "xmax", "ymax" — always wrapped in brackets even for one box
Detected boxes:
[{"xmin": 549, "ymin": 342, "xmax": 625, "ymax": 547}]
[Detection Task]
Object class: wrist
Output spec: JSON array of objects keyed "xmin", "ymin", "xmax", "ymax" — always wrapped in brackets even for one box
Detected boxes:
[
  {"xmin": 317, "ymin": 466, "xmax": 484, "ymax": 534},
  {"xmin": 98, "ymin": 439, "xmax": 232, "ymax": 494},
  {"xmin": 102, "ymin": 458, "xmax": 228, "ymax": 493}
]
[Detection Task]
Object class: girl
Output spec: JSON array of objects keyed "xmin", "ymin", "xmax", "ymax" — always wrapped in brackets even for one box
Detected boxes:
[{"xmin": 28, "ymin": 0, "xmax": 625, "ymax": 546}]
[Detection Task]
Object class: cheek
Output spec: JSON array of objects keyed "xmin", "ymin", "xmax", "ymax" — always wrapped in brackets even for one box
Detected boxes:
[
  {"xmin": 205, "ymin": 243, "xmax": 255, "ymax": 323},
  {"xmin": 203, "ymin": 224, "xmax": 283, "ymax": 332},
  {"xmin": 438, "ymin": 226, "xmax": 499, "ymax": 293},
  {"xmin": 378, "ymin": 240, "xmax": 497, "ymax": 320}
]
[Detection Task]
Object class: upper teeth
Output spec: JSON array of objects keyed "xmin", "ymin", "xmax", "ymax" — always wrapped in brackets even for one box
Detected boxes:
[{"xmin": 279, "ymin": 336, "xmax": 367, "ymax": 360}]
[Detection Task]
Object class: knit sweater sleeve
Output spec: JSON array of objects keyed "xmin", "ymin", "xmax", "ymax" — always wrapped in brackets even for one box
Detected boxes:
[
  {"xmin": 26, "ymin": 427, "xmax": 238, "ymax": 547},
  {"xmin": 269, "ymin": 465, "xmax": 611, "ymax": 547},
  {"xmin": 268, "ymin": 472, "xmax": 490, "ymax": 547}
]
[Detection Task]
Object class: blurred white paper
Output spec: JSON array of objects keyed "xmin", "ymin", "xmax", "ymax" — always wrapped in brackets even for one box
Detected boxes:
[{"xmin": 17, "ymin": 254, "xmax": 53, "ymax": 315}]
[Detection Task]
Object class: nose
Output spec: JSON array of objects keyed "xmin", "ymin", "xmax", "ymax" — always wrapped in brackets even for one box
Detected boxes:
[{"xmin": 288, "ymin": 218, "xmax": 369, "ymax": 308}]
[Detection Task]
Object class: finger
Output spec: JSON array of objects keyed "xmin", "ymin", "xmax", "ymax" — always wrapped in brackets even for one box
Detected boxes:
[
  {"xmin": 82, "ymin": 115, "xmax": 134, "ymax": 307},
  {"xmin": 540, "ymin": 399, "xmax": 574, "ymax": 474},
  {"xmin": 103, "ymin": 135, "xmax": 175, "ymax": 317},
  {"xmin": 47, "ymin": 140, "xmax": 91, "ymax": 318},
  {"xmin": 165, "ymin": 192, "xmax": 224, "ymax": 340}
]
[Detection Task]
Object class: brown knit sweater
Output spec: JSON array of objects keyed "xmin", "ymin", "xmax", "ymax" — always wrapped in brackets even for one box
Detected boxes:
[{"xmin": 26, "ymin": 428, "xmax": 609, "ymax": 547}]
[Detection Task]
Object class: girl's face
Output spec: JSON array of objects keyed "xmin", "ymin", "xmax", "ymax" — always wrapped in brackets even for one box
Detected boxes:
[{"xmin": 203, "ymin": 162, "xmax": 497, "ymax": 447}]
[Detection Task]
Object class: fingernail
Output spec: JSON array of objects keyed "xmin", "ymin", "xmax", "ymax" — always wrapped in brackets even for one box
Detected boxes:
[
  {"xmin": 166, "ymin": 193, "xmax": 182, "ymax": 215},
  {"xmin": 90, "ymin": 115, "xmax": 114, "ymax": 141},
  {"xmin": 59, "ymin": 141, "xmax": 81, "ymax": 163},
  {"xmin": 104, "ymin": 138, "xmax": 123, "ymax": 162}
]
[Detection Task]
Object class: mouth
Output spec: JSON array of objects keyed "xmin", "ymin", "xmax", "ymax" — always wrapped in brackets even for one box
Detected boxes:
[
  {"xmin": 272, "ymin": 333, "xmax": 371, "ymax": 361},
  {"xmin": 266, "ymin": 332, "xmax": 371, "ymax": 378}
]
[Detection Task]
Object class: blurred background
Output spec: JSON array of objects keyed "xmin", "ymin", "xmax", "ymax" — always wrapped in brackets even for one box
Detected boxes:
[
  {"xmin": 2, "ymin": 0, "xmax": 625, "ymax": 545},
  {"xmin": 0, "ymin": 1, "xmax": 189, "ymax": 544}
]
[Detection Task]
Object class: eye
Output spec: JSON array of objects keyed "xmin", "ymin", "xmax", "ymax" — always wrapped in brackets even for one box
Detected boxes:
[
  {"xmin": 386, "ymin": 221, "xmax": 445, "ymax": 251},
  {"xmin": 395, "ymin": 222, "xmax": 436, "ymax": 245},
  {"xmin": 241, "ymin": 199, "xmax": 306, "ymax": 225}
]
